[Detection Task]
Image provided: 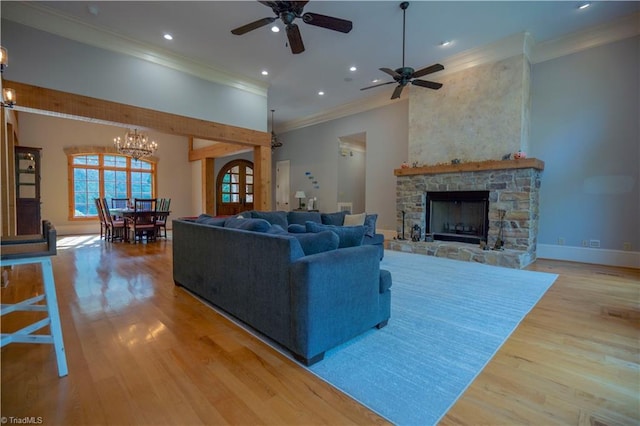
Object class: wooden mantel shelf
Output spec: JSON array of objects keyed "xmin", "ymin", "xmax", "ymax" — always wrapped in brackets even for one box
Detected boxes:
[{"xmin": 394, "ymin": 158, "xmax": 544, "ymax": 176}]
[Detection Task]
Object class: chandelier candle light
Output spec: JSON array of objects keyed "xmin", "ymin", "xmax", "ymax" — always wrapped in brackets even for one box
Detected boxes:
[{"xmin": 113, "ymin": 129, "xmax": 158, "ymax": 160}]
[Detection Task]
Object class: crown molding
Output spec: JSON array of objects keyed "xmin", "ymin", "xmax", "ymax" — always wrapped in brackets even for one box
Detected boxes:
[
  {"xmin": 1, "ymin": 2, "xmax": 269, "ymax": 97},
  {"xmin": 529, "ymin": 12, "xmax": 640, "ymax": 64}
]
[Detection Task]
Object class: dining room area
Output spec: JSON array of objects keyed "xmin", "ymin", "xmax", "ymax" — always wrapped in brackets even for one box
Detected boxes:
[{"xmin": 94, "ymin": 197, "xmax": 171, "ymax": 243}]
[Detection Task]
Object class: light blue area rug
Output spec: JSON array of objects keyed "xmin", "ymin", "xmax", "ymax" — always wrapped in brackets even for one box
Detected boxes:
[{"xmin": 307, "ymin": 250, "xmax": 558, "ymax": 425}]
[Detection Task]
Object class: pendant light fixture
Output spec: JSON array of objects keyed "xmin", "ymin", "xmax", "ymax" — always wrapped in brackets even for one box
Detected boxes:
[{"xmin": 270, "ymin": 109, "xmax": 282, "ymax": 151}]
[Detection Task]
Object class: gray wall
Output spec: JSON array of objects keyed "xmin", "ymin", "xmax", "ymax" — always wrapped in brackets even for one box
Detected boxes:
[
  {"xmin": 531, "ymin": 36, "xmax": 639, "ymax": 252},
  {"xmin": 273, "ymin": 101, "xmax": 408, "ymax": 233},
  {"xmin": 1, "ymin": 20, "xmax": 267, "ymax": 131}
]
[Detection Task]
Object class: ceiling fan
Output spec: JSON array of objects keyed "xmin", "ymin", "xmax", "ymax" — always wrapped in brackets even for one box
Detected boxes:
[
  {"xmin": 230, "ymin": 1, "xmax": 353, "ymax": 54},
  {"xmin": 361, "ymin": 1, "xmax": 444, "ymax": 100}
]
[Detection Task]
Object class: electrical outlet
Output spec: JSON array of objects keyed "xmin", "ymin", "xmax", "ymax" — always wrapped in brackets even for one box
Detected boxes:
[
  {"xmin": 589, "ymin": 239, "xmax": 601, "ymax": 248},
  {"xmin": 582, "ymin": 240, "xmax": 588, "ymax": 247},
  {"xmin": 623, "ymin": 242, "xmax": 632, "ymax": 251},
  {"xmin": 558, "ymin": 237, "xmax": 565, "ymax": 245}
]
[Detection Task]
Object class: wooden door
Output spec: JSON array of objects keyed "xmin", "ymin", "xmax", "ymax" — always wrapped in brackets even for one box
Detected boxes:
[{"xmin": 216, "ymin": 159, "xmax": 254, "ymax": 216}]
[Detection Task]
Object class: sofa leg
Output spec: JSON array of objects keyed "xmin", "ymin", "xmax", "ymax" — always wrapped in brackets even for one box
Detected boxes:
[
  {"xmin": 376, "ymin": 319, "xmax": 389, "ymax": 329},
  {"xmin": 294, "ymin": 352, "xmax": 325, "ymax": 366}
]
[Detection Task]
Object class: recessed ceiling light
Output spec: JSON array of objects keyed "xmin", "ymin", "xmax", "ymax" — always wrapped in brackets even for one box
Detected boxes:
[
  {"xmin": 163, "ymin": 33, "xmax": 173, "ymax": 41},
  {"xmin": 271, "ymin": 25, "xmax": 280, "ymax": 33},
  {"xmin": 578, "ymin": 2, "xmax": 591, "ymax": 10},
  {"xmin": 372, "ymin": 79, "xmax": 380, "ymax": 83},
  {"xmin": 261, "ymin": 70, "xmax": 269, "ymax": 76},
  {"xmin": 318, "ymin": 91, "xmax": 325, "ymax": 96},
  {"xmin": 349, "ymin": 66, "xmax": 357, "ymax": 72},
  {"xmin": 440, "ymin": 40, "xmax": 451, "ymax": 47}
]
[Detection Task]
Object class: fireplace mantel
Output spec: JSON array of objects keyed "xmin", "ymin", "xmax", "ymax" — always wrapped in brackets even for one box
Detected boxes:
[{"xmin": 394, "ymin": 158, "xmax": 544, "ymax": 176}]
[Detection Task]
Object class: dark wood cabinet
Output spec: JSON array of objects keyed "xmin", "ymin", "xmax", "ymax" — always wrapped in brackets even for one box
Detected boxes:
[{"xmin": 15, "ymin": 146, "xmax": 42, "ymax": 235}]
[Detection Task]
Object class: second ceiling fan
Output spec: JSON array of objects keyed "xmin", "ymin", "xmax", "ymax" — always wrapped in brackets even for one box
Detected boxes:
[{"xmin": 361, "ymin": 1, "xmax": 444, "ymax": 99}]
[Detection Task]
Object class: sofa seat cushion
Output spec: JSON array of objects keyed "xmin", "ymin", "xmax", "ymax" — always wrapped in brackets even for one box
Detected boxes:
[
  {"xmin": 249, "ymin": 210, "xmax": 289, "ymax": 228},
  {"xmin": 321, "ymin": 211, "xmax": 346, "ymax": 226},
  {"xmin": 363, "ymin": 233, "xmax": 384, "ymax": 246},
  {"xmin": 224, "ymin": 217, "xmax": 271, "ymax": 233},
  {"xmin": 288, "ymin": 211, "xmax": 322, "ymax": 225},
  {"xmin": 305, "ymin": 221, "xmax": 365, "ymax": 249}
]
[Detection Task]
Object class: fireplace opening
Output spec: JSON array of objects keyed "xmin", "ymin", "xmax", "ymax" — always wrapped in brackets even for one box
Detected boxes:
[{"xmin": 425, "ymin": 191, "xmax": 490, "ymax": 244}]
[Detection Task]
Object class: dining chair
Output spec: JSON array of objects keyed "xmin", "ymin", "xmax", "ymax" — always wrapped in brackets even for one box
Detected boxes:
[
  {"xmin": 94, "ymin": 198, "xmax": 107, "ymax": 240},
  {"xmin": 155, "ymin": 198, "xmax": 171, "ymax": 238},
  {"xmin": 101, "ymin": 198, "xmax": 126, "ymax": 242},
  {"xmin": 111, "ymin": 198, "xmax": 130, "ymax": 209},
  {"xmin": 128, "ymin": 198, "xmax": 158, "ymax": 243}
]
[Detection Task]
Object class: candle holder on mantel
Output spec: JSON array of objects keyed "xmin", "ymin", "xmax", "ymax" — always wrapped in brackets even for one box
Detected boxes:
[{"xmin": 493, "ymin": 209, "xmax": 507, "ymax": 250}]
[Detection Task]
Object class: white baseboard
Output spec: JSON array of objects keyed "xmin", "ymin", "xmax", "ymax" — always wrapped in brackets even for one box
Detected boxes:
[{"xmin": 537, "ymin": 244, "xmax": 640, "ymax": 269}]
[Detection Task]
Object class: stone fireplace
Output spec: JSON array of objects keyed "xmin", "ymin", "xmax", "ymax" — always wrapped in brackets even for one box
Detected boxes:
[{"xmin": 390, "ymin": 159, "xmax": 544, "ymax": 269}]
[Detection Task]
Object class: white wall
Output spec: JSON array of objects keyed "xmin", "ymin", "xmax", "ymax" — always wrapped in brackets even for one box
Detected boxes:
[
  {"xmin": 531, "ymin": 36, "xmax": 639, "ymax": 262},
  {"xmin": 1, "ymin": 20, "xmax": 267, "ymax": 131},
  {"xmin": 273, "ymin": 101, "xmax": 408, "ymax": 233},
  {"xmin": 17, "ymin": 113, "xmax": 193, "ymax": 235}
]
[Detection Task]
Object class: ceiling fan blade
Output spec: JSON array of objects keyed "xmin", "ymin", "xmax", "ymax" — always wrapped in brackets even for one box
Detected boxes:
[
  {"xmin": 360, "ymin": 81, "xmax": 395, "ymax": 91},
  {"xmin": 391, "ymin": 84, "xmax": 405, "ymax": 100},
  {"xmin": 412, "ymin": 79, "xmax": 443, "ymax": 90},
  {"xmin": 302, "ymin": 12, "xmax": 353, "ymax": 33},
  {"xmin": 286, "ymin": 24, "xmax": 305, "ymax": 54},
  {"xmin": 380, "ymin": 68, "xmax": 401, "ymax": 79},
  {"xmin": 412, "ymin": 63, "xmax": 445, "ymax": 79},
  {"xmin": 231, "ymin": 17, "xmax": 276, "ymax": 35}
]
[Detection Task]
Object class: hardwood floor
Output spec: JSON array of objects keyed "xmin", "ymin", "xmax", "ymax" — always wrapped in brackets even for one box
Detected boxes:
[{"xmin": 1, "ymin": 235, "xmax": 638, "ymax": 425}]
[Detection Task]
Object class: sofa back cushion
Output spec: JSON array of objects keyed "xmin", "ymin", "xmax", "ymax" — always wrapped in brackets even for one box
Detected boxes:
[
  {"xmin": 195, "ymin": 214, "xmax": 227, "ymax": 227},
  {"xmin": 249, "ymin": 210, "xmax": 289, "ymax": 228},
  {"xmin": 224, "ymin": 217, "xmax": 271, "ymax": 233},
  {"xmin": 321, "ymin": 211, "xmax": 346, "ymax": 226},
  {"xmin": 305, "ymin": 221, "xmax": 365, "ymax": 249},
  {"xmin": 288, "ymin": 211, "xmax": 322, "ymax": 225}
]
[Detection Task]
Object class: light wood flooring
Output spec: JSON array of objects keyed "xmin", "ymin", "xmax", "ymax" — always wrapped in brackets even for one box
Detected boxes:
[{"xmin": 1, "ymin": 235, "xmax": 638, "ymax": 425}]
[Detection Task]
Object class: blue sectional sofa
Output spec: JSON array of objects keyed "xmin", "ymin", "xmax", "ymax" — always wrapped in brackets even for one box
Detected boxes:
[
  {"xmin": 172, "ymin": 216, "xmax": 392, "ymax": 365},
  {"xmin": 246, "ymin": 210, "xmax": 385, "ymax": 259}
]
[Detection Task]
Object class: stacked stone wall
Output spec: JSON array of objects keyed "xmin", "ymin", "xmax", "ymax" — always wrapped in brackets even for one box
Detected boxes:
[{"xmin": 395, "ymin": 167, "xmax": 541, "ymax": 267}]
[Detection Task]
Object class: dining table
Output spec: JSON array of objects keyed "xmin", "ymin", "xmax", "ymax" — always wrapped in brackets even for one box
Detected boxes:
[{"xmin": 109, "ymin": 208, "xmax": 170, "ymax": 242}]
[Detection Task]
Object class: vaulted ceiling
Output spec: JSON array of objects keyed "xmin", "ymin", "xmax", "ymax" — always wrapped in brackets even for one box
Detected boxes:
[{"xmin": 3, "ymin": 1, "xmax": 639, "ymax": 131}]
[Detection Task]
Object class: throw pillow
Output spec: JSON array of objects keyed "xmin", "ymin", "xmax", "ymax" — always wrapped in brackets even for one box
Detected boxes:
[
  {"xmin": 305, "ymin": 221, "xmax": 365, "ymax": 249},
  {"xmin": 321, "ymin": 211, "xmax": 346, "ymax": 226},
  {"xmin": 287, "ymin": 224, "xmax": 307, "ymax": 233},
  {"xmin": 344, "ymin": 212, "xmax": 366, "ymax": 226},
  {"xmin": 250, "ymin": 210, "xmax": 288, "ymax": 228},
  {"xmin": 364, "ymin": 214, "xmax": 378, "ymax": 238},
  {"xmin": 224, "ymin": 217, "xmax": 271, "ymax": 233},
  {"xmin": 293, "ymin": 231, "xmax": 339, "ymax": 256}
]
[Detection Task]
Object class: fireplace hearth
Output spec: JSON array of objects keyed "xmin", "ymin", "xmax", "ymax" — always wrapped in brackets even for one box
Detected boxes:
[
  {"xmin": 392, "ymin": 159, "xmax": 545, "ymax": 269},
  {"xmin": 426, "ymin": 191, "xmax": 489, "ymax": 244}
]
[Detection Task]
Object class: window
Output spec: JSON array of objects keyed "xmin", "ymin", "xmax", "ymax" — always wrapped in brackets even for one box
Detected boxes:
[{"xmin": 68, "ymin": 153, "xmax": 156, "ymax": 219}]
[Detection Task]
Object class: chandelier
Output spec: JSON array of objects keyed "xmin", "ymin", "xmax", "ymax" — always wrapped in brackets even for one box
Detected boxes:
[{"xmin": 113, "ymin": 129, "xmax": 157, "ymax": 160}]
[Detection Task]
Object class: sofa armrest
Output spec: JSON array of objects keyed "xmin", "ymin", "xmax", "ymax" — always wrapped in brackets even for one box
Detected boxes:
[{"xmin": 289, "ymin": 245, "xmax": 385, "ymax": 361}]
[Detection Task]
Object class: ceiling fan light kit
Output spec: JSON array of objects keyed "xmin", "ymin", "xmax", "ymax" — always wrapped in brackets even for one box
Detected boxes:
[
  {"xmin": 231, "ymin": 1, "xmax": 353, "ymax": 54},
  {"xmin": 361, "ymin": 1, "xmax": 444, "ymax": 99}
]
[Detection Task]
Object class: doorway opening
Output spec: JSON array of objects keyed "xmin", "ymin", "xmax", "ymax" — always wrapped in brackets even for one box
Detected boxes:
[{"xmin": 216, "ymin": 159, "xmax": 254, "ymax": 216}]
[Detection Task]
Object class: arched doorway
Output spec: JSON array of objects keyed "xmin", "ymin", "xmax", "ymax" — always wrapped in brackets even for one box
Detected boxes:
[{"xmin": 216, "ymin": 159, "xmax": 254, "ymax": 216}]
